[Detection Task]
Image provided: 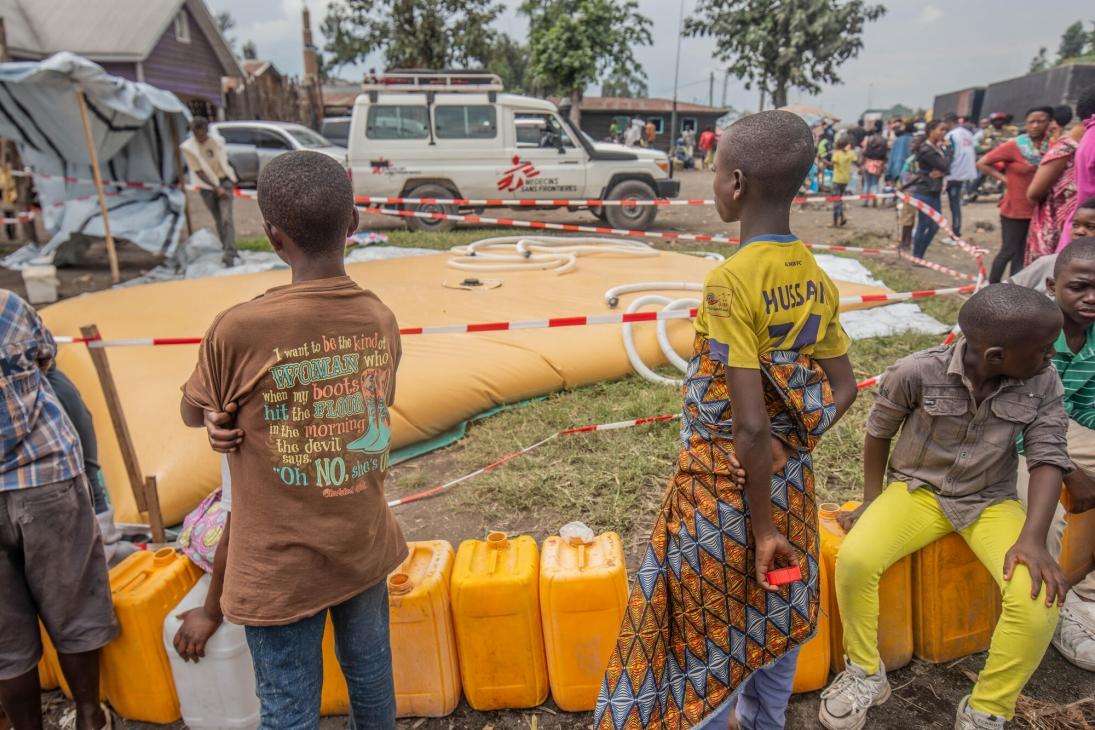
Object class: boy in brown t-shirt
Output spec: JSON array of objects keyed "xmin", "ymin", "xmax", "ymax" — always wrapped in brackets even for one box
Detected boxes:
[{"xmin": 180, "ymin": 151, "xmax": 406, "ymax": 729}]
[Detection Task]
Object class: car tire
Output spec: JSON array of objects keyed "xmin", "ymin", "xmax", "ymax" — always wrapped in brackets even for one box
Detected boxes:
[
  {"xmin": 405, "ymin": 183, "xmax": 458, "ymax": 232},
  {"xmin": 590, "ymin": 205, "xmax": 607, "ymax": 221},
  {"xmin": 604, "ymin": 180, "xmax": 658, "ymax": 231}
]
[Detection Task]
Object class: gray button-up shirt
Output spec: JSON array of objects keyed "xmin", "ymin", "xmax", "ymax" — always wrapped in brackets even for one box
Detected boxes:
[{"xmin": 865, "ymin": 341, "xmax": 1071, "ymax": 530}]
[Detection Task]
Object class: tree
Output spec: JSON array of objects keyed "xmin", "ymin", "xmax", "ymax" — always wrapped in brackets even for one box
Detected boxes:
[
  {"xmin": 600, "ymin": 75, "xmax": 648, "ymax": 98},
  {"xmin": 1058, "ymin": 20, "xmax": 1088, "ymax": 61},
  {"xmin": 321, "ymin": 0, "xmax": 504, "ymax": 72},
  {"xmin": 241, "ymin": 40, "xmax": 258, "ymax": 60},
  {"xmin": 215, "ymin": 10, "xmax": 237, "ymax": 53},
  {"xmin": 685, "ymin": 0, "xmax": 885, "ymax": 109},
  {"xmin": 485, "ymin": 36, "xmax": 531, "ymax": 93},
  {"xmin": 1029, "ymin": 47, "xmax": 1049, "ymax": 73},
  {"xmin": 521, "ymin": 0, "xmax": 653, "ymax": 123}
]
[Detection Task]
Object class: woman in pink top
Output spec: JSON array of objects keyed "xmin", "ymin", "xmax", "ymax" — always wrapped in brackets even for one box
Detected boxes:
[{"xmin": 1060, "ymin": 86, "xmax": 1095, "ymax": 252}]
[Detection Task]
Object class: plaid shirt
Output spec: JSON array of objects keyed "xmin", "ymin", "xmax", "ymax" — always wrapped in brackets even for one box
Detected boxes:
[{"xmin": 1, "ymin": 290, "xmax": 82, "ymax": 490}]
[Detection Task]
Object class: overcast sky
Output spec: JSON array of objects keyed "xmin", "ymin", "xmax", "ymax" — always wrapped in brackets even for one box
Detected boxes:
[{"xmin": 208, "ymin": 0, "xmax": 1089, "ymax": 120}]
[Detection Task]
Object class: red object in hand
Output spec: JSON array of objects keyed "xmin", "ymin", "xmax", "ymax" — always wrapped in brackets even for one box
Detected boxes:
[{"xmin": 766, "ymin": 566, "xmax": 802, "ymax": 586}]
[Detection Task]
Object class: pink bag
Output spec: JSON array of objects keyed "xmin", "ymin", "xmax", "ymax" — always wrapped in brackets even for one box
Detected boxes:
[{"xmin": 177, "ymin": 489, "xmax": 227, "ymax": 573}]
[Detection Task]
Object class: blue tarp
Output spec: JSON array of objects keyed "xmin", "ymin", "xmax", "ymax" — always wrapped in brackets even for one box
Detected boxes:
[{"xmin": 0, "ymin": 52, "xmax": 190, "ymax": 267}]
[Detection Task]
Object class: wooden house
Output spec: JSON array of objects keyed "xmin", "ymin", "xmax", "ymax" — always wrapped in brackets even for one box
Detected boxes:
[{"xmin": 0, "ymin": 0, "xmax": 242, "ymax": 117}]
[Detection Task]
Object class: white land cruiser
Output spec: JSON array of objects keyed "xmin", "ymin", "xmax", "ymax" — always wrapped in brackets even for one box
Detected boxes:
[{"xmin": 347, "ymin": 71, "xmax": 680, "ymax": 231}]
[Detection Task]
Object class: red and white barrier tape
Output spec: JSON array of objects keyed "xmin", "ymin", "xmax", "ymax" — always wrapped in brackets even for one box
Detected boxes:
[
  {"xmin": 898, "ymin": 253, "xmax": 979, "ymax": 283},
  {"xmin": 361, "ymin": 206, "xmax": 898, "ymax": 257},
  {"xmin": 0, "ymin": 211, "xmax": 35, "ymax": 224},
  {"xmin": 352, "ymin": 193, "xmax": 895, "ymax": 208},
  {"xmin": 389, "ymin": 372, "xmax": 890, "ymax": 508},
  {"xmin": 52, "ymin": 284, "xmax": 973, "ymax": 347}
]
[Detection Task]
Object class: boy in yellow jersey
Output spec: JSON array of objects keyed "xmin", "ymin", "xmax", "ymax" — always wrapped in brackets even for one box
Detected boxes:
[{"xmin": 595, "ymin": 110, "xmax": 858, "ymax": 730}]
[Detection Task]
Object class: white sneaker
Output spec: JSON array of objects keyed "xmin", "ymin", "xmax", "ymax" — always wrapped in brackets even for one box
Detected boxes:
[
  {"xmin": 818, "ymin": 657, "xmax": 891, "ymax": 730},
  {"xmin": 954, "ymin": 695, "xmax": 1003, "ymax": 729},
  {"xmin": 1053, "ymin": 591, "xmax": 1095, "ymax": 672}
]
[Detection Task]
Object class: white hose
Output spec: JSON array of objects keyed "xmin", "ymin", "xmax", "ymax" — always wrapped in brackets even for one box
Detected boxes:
[
  {"xmin": 604, "ymin": 281, "xmax": 701, "ymax": 308},
  {"xmin": 611, "ymin": 282, "xmax": 707, "ymax": 385},
  {"xmin": 656, "ymin": 298, "xmax": 699, "ymax": 372},
  {"xmin": 449, "ymin": 235, "xmax": 658, "ymax": 274},
  {"xmin": 622, "ymin": 295, "xmax": 685, "ymax": 385}
]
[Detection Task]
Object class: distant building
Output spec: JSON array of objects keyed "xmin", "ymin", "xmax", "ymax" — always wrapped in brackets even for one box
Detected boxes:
[
  {"xmin": 570, "ymin": 97, "xmax": 729, "ymax": 151},
  {"xmin": 932, "ymin": 87, "xmax": 986, "ymax": 123},
  {"xmin": 322, "ymin": 83, "xmax": 362, "ymax": 117},
  {"xmin": 981, "ymin": 64, "xmax": 1095, "ymax": 121},
  {"xmin": 0, "ymin": 0, "xmax": 242, "ymax": 117},
  {"xmin": 859, "ymin": 104, "xmax": 915, "ymax": 126}
]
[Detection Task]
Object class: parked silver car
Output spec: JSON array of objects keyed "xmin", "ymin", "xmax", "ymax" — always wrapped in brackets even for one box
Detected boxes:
[{"xmin": 211, "ymin": 121, "xmax": 348, "ymax": 185}]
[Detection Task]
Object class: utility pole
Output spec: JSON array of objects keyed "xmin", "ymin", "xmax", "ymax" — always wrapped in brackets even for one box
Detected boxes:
[
  {"xmin": 708, "ymin": 71, "xmax": 714, "ymax": 108},
  {"xmin": 668, "ymin": 0, "xmax": 685, "ymax": 176},
  {"xmin": 721, "ymin": 71, "xmax": 729, "ymax": 108}
]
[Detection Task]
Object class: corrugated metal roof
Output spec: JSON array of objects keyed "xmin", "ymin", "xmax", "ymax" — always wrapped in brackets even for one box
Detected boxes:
[
  {"xmin": 0, "ymin": 0, "xmax": 241, "ymax": 77},
  {"xmin": 0, "ymin": 0, "xmax": 183, "ymax": 60}
]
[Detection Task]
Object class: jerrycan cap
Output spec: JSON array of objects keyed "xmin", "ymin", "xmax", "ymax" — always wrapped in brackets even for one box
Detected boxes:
[
  {"xmin": 152, "ymin": 547, "xmax": 176, "ymax": 567},
  {"xmin": 388, "ymin": 572, "xmax": 413, "ymax": 595},
  {"xmin": 559, "ymin": 521, "xmax": 595, "ymax": 546},
  {"xmin": 818, "ymin": 502, "xmax": 841, "ymax": 520},
  {"xmin": 486, "ymin": 531, "xmax": 509, "ymax": 549}
]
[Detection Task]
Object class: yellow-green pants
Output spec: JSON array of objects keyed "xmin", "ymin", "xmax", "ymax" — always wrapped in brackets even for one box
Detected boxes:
[{"xmin": 835, "ymin": 483, "xmax": 1059, "ymax": 719}]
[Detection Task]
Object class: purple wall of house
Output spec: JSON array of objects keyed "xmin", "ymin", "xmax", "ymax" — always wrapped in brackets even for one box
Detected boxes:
[
  {"xmin": 141, "ymin": 8, "xmax": 225, "ymax": 107},
  {"xmin": 98, "ymin": 62, "xmax": 138, "ymax": 81}
]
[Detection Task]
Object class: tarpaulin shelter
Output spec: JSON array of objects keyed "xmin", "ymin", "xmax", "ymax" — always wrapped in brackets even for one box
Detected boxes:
[{"xmin": 0, "ymin": 52, "xmax": 190, "ymax": 273}]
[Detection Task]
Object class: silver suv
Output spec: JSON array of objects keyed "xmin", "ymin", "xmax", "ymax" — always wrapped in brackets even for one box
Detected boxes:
[{"xmin": 212, "ymin": 121, "xmax": 348, "ymax": 185}]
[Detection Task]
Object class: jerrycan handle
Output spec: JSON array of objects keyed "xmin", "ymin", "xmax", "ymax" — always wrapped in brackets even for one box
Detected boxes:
[
  {"xmin": 486, "ymin": 531, "xmax": 508, "ymax": 574},
  {"xmin": 117, "ymin": 548, "xmax": 176, "ymax": 593}
]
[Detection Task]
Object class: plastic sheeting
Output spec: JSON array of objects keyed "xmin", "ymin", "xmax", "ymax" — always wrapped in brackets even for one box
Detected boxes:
[{"xmin": 0, "ymin": 52, "xmax": 189, "ymax": 267}]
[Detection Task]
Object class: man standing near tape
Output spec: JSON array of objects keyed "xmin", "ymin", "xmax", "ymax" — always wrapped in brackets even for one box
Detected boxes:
[{"xmin": 181, "ymin": 117, "xmax": 239, "ymax": 267}]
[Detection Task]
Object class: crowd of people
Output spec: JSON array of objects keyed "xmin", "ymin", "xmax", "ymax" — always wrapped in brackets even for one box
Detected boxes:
[
  {"xmin": 812, "ymin": 87, "xmax": 1095, "ymax": 286},
  {"xmin": 3, "ymin": 103, "xmax": 1095, "ymax": 730}
]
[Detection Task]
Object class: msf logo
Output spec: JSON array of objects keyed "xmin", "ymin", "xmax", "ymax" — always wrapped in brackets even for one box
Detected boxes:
[{"xmin": 497, "ymin": 155, "xmax": 540, "ymax": 192}]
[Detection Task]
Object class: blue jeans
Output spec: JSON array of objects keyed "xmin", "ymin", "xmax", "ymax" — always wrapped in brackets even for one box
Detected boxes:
[
  {"xmin": 912, "ymin": 191, "xmax": 942, "ymax": 259},
  {"xmin": 862, "ymin": 172, "xmax": 880, "ymax": 201},
  {"xmin": 245, "ymin": 581, "xmax": 395, "ymax": 730},
  {"xmin": 698, "ymin": 646, "xmax": 801, "ymax": 730},
  {"xmin": 946, "ymin": 180, "xmax": 966, "ymax": 237}
]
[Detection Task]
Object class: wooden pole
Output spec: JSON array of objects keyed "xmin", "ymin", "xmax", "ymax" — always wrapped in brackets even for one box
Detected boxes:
[
  {"xmin": 144, "ymin": 476, "xmax": 166, "ymax": 545},
  {"xmin": 74, "ymin": 90, "xmax": 120, "ymax": 284},
  {"xmin": 167, "ymin": 116, "xmax": 193, "ymax": 238},
  {"xmin": 79, "ymin": 324, "xmax": 148, "ymax": 514}
]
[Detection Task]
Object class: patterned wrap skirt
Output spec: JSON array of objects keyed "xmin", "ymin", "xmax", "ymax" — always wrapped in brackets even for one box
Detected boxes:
[{"xmin": 594, "ymin": 334, "xmax": 837, "ymax": 729}]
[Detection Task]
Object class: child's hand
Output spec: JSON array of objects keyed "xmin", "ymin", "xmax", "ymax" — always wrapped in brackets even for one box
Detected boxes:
[
  {"xmin": 173, "ymin": 606, "xmax": 223, "ymax": 662},
  {"xmin": 726, "ymin": 452, "xmax": 746, "ymax": 487},
  {"xmin": 1003, "ymin": 538, "xmax": 1071, "ymax": 607},
  {"xmin": 205, "ymin": 402, "xmax": 243, "ymax": 453},
  {"xmin": 771, "ymin": 436, "xmax": 794, "ymax": 475},
  {"xmin": 754, "ymin": 530, "xmax": 798, "ymax": 592},
  {"xmin": 1064, "ymin": 468, "xmax": 1095, "ymax": 513},
  {"xmin": 837, "ymin": 502, "xmax": 869, "ymax": 533}
]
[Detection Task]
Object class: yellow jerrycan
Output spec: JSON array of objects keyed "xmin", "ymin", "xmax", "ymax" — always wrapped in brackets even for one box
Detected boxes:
[
  {"xmin": 1060, "ymin": 489, "xmax": 1095, "ymax": 585},
  {"xmin": 821, "ymin": 502, "xmax": 913, "ymax": 673},
  {"xmin": 100, "ymin": 548, "xmax": 202, "ymax": 723},
  {"xmin": 452, "ymin": 532, "xmax": 548, "ymax": 710},
  {"xmin": 320, "ymin": 541, "xmax": 461, "ymax": 717},
  {"xmin": 37, "ymin": 623, "xmax": 61, "ymax": 691},
  {"xmin": 791, "ymin": 547, "xmax": 831, "ymax": 693},
  {"xmin": 539, "ymin": 527, "xmax": 628, "ymax": 711},
  {"xmin": 912, "ymin": 532, "xmax": 1001, "ymax": 662},
  {"xmin": 389, "ymin": 540, "xmax": 461, "ymax": 717}
]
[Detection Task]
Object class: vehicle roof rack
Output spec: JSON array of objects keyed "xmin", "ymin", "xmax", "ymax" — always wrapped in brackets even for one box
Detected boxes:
[{"xmin": 364, "ymin": 70, "xmax": 504, "ymax": 93}]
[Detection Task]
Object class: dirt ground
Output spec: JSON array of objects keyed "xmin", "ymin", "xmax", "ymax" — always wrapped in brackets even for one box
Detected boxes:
[{"xmin": 13, "ymin": 172, "xmax": 1095, "ymax": 728}]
